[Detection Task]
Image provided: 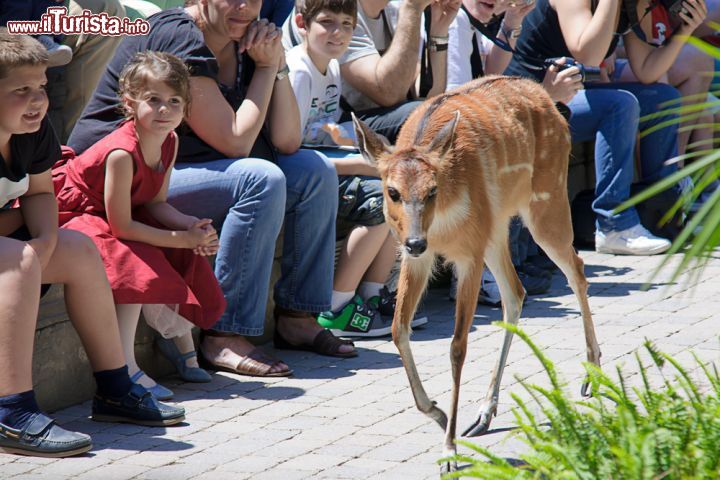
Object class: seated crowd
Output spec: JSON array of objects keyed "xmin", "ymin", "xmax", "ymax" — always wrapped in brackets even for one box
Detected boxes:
[{"xmin": 0, "ymin": 0, "xmax": 713, "ymax": 458}]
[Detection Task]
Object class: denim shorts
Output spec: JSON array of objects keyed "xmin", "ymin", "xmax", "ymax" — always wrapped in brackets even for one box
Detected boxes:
[{"xmin": 336, "ymin": 175, "xmax": 385, "ymax": 238}]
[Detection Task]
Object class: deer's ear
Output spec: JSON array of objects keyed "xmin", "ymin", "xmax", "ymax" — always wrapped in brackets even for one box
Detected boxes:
[
  {"xmin": 426, "ymin": 111, "xmax": 459, "ymax": 159},
  {"xmin": 352, "ymin": 112, "xmax": 392, "ymax": 167}
]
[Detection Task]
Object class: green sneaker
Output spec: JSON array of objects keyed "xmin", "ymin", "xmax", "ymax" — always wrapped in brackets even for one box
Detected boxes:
[
  {"xmin": 317, "ymin": 295, "xmax": 391, "ymax": 337},
  {"xmin": 367, "ymin": 287, "xmax": 428, "ymax": 329}
]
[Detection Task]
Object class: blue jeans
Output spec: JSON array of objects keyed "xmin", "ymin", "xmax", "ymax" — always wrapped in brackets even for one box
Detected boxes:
[
  {"xmin": 340, "ymin": 100, "xmax": 422, "ymax": 143},
  {"xmin": 567, "ymin": 82, "xmax": 679, "ymax": 231},
  {"xmin": 167, "ymin": 150, "xmax": 338, "ymax": 336}
]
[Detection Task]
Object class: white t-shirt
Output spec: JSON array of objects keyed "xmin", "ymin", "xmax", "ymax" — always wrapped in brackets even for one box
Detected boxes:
[
  {"xmin": 287, "ymin": 45, "xmax": 344, "ymax": 145},
  {"xmin": 447, "ymin": 8, "xmax": 494, "ymax": 91},
  {"xmin": 282, "ymin": 2, "xmax": 407, "ymax": 112}
]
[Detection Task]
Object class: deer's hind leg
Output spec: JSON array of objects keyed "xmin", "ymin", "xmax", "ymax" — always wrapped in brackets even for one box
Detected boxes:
[
  {"xmin": 392, "ymin": 252, "xmax": 448, "ymax": 429},
  {"xmin": 522, "ymin": 194, "xmax": 601, "ymax": 396},
  {"xmin": 463, "ymin": 221, "xmax": 526, "ymax": 437}
]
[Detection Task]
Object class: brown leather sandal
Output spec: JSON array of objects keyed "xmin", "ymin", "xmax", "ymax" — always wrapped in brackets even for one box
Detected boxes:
[
  {"xmin": 200, "ymin": 347, "xmax": 293, "ymax": 377},
  {"xmin": 200, "ymin": 331, "xmax": 293, "ymax": 377},
  {"xmin": 274, "ymin": 328, "xmax": 358, "ymax": 358},
  {"xmin": 273, "ymin": 307, "xmax": 358, "ymax": 358}
]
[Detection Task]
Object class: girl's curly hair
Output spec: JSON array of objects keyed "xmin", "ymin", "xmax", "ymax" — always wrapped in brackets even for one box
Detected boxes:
[{"xmin": 117, "ymin": 51, "xmax": 191, "ymax": 119}]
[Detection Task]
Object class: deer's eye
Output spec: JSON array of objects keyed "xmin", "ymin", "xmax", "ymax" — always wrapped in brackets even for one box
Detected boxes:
[
  {"xmin": 387, "ymin": 187, "xmax": 400, "ymax": 202},
  {"xmin": 427, "ymin": 187, "xmax": 437, "ymax": 200}
]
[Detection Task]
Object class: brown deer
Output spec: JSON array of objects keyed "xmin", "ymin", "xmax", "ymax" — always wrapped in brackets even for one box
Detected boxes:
[{"xmin": 351, "ymin": 76, "xmax": 601, "ymax": 473}]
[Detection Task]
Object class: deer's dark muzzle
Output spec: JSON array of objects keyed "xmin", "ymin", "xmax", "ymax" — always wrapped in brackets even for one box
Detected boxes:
[{"xmin": 405, "ymin": 237, "xmax": 427, "ymax": 256}]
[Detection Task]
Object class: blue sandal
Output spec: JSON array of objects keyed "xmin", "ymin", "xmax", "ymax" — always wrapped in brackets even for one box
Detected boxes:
[
  {"xmin": 0, "ymin": 413, "xmax": 92, "ymax": 458},
  {"xmin": 156, "ymin": 336, "xmax": 212, "ymax": 383}
]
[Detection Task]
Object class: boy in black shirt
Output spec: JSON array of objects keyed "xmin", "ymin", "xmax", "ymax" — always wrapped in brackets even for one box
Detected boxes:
[{"xmin": 0, "ymin": 30, "xmax": 185, "ymax": 458}]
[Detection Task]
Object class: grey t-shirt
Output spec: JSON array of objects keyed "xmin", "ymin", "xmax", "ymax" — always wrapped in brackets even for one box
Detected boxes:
[{"xmin": 282, "ymin": 1, "xmax": 401, "ymax": 112}]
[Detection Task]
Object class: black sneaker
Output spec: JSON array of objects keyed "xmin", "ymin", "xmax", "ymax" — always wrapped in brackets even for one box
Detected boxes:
[
  {"xmin": 519, "ymin": 262, "xmax": 552, "ymax": 280},
  {"xmin": 92, "ymin": 384, "xmax": 185, "ymax": 427},
  {"xmin": 318, "ymin": 295, "xmax": 392, "ymax": 337},
  {"xmin": 367, "ymin": 286, "xmax": 429, "ymax": 328},
  {"xmin": 518, "ymin": 269, "xmax": 552, "ymax": 295},
  {"xmin": 526, "ymin": 253, "xmax": 559, "ymax": 274}
]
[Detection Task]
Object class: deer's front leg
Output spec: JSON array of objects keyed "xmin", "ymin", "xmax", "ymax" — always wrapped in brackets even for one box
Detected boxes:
[
  {"xmin": 441, "ymin": 262, "xmax": 483, "ymax": 474},
  {"xmin": 392, "ymin": 253, "xmax": 446, "ymax": 429}
]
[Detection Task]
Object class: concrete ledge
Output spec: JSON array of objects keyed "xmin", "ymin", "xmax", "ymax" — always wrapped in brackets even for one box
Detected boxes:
[{"xmin": 34, "ymin": 256, "xmax": 281, "ymax": 413}]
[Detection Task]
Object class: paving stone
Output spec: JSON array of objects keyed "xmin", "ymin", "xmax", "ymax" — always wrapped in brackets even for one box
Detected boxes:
[
  {"xmin": 363, "ymin": 441, "xmax": 430, "ymax": 462},
  {"xmin": 12, "ymin": 474, "xmax": 71, "ymax": 480},
  {"xmin": 311, "ymin": 464, "xmax": 381, "ymax": 479},
  {"xmin": 215, "ymin": 455, "xmax": 281, "ymax": 474},
  {"xmin": 113, "ymin": 451, "xmax": 179, "ymax": 468},
  {"xmin": 341, "ymin": 457, "xmax": 396, "ymax": 472},
  {"xmin": 0, "ymin": 461, "xmax": 39, "ymax": 475},
  {"xmin": 28, "ymin": 457, "xmax": 111, "ymax": 476},
  {"xmin": 134, "ymin": 462, "xmax": 209, "ymax": 480},
  {"xmin": 250, "ymin": 469, "xmax": 313, "ymax": 480},
  {"xmin": 73, "ymin": 463, "xmax": 150, "ymax": 480},
  {"xmin": 186, "ymin": 471, "xmax": 240, "ymax": 480},
  {"xmin": 279, "ymin": 453, "xmax": 345, "ymax": 471}
]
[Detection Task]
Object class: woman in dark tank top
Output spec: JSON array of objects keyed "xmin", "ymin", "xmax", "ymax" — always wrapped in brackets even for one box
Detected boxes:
[{"xmin": 504, "ymin": 0, "xmax": 707, "ymax": 256}]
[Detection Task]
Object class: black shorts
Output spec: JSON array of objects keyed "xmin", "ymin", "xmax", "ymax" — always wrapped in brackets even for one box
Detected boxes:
[
  {"xmin": 336, "ymin": 175, "xmax": 385, "ymax": 240},
  {"xmin": 6, "ymin": 226, "xmax": 52, "ymax": 298}
]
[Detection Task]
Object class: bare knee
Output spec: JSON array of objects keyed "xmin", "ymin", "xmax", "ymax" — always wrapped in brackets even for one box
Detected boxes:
[
  {"xmin": 56, "ymin": 229, "xmax": 103, "ymax": 267},
  {"xmin": 0, "ymin": 241, "xmax": 42, "ymax": 282},
  {"xmin": 20, "ymin": 245, "xmax": 42, "ymax": 280}
]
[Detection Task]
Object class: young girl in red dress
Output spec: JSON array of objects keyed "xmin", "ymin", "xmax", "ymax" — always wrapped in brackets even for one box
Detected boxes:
[{"xmin": 53, "ymin": 51, "xmax": 225, "ymax": 399}]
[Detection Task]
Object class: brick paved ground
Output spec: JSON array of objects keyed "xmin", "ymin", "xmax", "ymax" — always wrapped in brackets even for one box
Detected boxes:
[{"xmin": 2, "ymin": 251, "xmax": 719, "ymax": 479}]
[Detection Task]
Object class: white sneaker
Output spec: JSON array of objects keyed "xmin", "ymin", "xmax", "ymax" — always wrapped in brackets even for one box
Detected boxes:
[
  {"xmin": 677, "ymin": 176, "xmax": 694, "ymax": 197},
  {"xmin": 36, "ymin": 35, "xmax": 73, "ymax": 68},
  {"xmin": 595, "ymin": 224, "xmax": 671, "ymax": 255}
]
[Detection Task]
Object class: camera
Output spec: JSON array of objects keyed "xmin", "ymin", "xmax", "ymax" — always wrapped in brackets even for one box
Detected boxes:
[
  {"xmin": 544, "ymin": 57, "xmax": 602, "ymax": 83},
  {"xmin": 659, "ymin": 0, "xmax": 687, "ymax": 17}
]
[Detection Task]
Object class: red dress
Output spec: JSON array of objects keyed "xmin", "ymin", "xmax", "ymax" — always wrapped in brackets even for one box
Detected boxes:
[{"xmin": 53, "ymin": 120, "xmax": 225, "ymax": 330}]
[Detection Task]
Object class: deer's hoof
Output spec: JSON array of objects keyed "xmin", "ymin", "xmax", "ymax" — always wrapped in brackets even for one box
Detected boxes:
[
  {"xmin": 440, "ymin": 460, "xmax": 458, "ymax": 475},
  {"xmin": 462, "ymin": 408, "xmax": 496, "ymax": 437},
  {"xmin": 581, "ymin": 380, "xmax": 592, "ymax": 398}
]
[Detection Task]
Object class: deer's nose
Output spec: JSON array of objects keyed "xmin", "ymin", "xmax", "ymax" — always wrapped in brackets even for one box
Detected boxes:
[{"xmin": 405, "ymin": 237, "xmax": 427, "ymax": 256}]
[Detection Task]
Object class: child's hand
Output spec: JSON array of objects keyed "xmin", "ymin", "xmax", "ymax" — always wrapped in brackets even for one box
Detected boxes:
[
  {"xmin": 194, "ymin": 241, "xmax": 220, "ymax": 256},
  {"xmin": 186, "ymin": 218, "xmax": 218, "ymax": 250},
  {"xmin": 321, "ymin": 123, "xmax": 355, "ymax": 146},
  {"xmin": 191, "ymin": 219, "xmax": 219, "ymax": 256}
]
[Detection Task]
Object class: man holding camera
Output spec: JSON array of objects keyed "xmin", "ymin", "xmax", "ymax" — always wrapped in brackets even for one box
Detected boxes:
[{"xmin": 504, "ymin": 0, "xmax": 707, "ymax": 255}]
